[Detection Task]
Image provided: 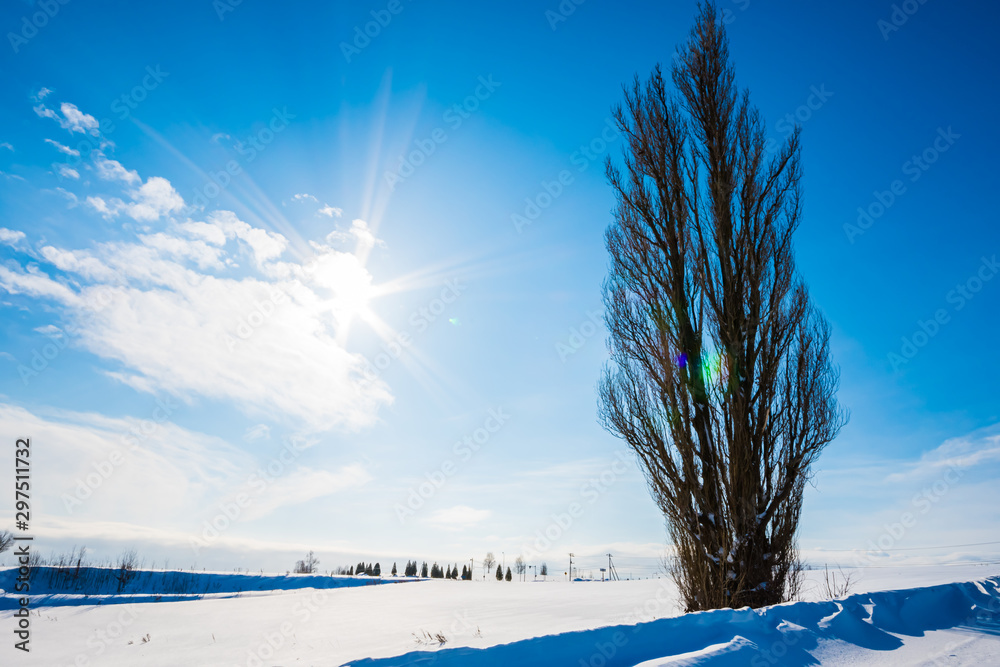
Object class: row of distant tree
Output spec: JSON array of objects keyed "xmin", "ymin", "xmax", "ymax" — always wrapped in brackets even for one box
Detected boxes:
[{"xmin": 296, "ymin": 550, "xmax": 550, "ymax": 580}]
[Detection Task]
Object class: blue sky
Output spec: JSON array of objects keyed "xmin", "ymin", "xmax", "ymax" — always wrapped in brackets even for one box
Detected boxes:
[{"xmin": 0, "ymin": 0, "xmax": 998, "ymax": 577}]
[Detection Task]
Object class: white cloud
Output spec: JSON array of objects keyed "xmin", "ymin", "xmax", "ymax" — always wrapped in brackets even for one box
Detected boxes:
[
  {"xmin": 33, "ymin": 87, "xmax": 53, "ymax": 102},
  {"xmin": 0, "ymin": 212, "xmax": 392, "ymax": 431},
  {"xmin": 1, "ymin": 141, "xmax": 13, "ymax": 151},
  {"xmin": 55, "ymin": 187, "xmax": 79, "ymax": 207},
  {"xmin": 56, "ymin": 164, "xmax": 80, "ymax": 180},
  {"xmin": 86, "ymin": 195, "xmax": 123, "ymax": 219},
  {"xmin": 241, "ymin": 464, "xmax": 373, "ymax": 520},
  {"xmin": 178, "ymin": 220, "xmax": 227, "ymax": 246},
  {"xmin": 93, "ymin": 152, "xmax": 140, "ymax": 184},
  {"xmin": 209, "ymin": 210, "xmax": 287, "ymax": 265},
  {"xmin": 0, "ymin": 402, "xmax": 250, "ymax": 528},
  {"xmin": 40, "ymin": 245, "xmax": 123, "ymax": 282},
  {"xmin": 124, "ymin": 177, "xmax": 184, "ymax": 221},
  {"xmin": 426, "ymin": 505, "xmax": 492, "ymax": 530},
  {"xmin": 243, "ymin": 424, "xmax": 270, "ymax": 441},
  {"xmin": 317, "ymin": 204, "xmax": 342, "ymax": 218},
  {"xmin": 0, "ymin": 228, "xmax": 25, "ymax": 245},
  {"xmin": 885, "ymin": 425, "xmax": 1000, "ymax": 482},
  {"xmin": 0, "ymin": 264, "xmax": 82, "ymax": 304},
  {"xmin": 326, "ymin": 218, "xmax": 384, "ymax": 251},
  {"xmin": 45, "ymin": 138, "xmax": 80, "ymax": 156},
  {"xmin": 33, "ymin": 324, "xmax": 63, "ymax": 337},
  {"xmin": 35, "ymin": 102, "xmax": 100, "ymax": 135},
  {"xmin": 292, "ymin": 193, "xmax": 318, "ymax": 203},
  {"xmin": 139, "ymin": 232, "xmax": 223, "ymax": 270}
]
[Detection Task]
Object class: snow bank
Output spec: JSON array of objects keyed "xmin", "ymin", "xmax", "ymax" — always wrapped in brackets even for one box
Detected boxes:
[{"xmin": 343, "ymin": 577, "xmax": 1000, "ymax": 666}]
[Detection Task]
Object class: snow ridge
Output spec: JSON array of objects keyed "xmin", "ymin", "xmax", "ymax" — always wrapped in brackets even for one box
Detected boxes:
[{"xmin": 343, "ymin": 577, "xmax": 1000, "ymax": 666}]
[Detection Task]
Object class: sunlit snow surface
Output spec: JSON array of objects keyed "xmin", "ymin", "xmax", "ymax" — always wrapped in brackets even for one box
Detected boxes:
[{"xmin": 1, "ymin": 565, "xmax": 998, "ymax": 665}]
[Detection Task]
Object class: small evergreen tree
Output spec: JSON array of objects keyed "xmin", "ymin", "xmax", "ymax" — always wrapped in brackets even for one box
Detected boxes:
[
  {"xmin": 391, "ymin": 562, "xmax": 397, "ymax": 576},
  {"xmin": 505, "ymin": 567, "xmax": 512, "ymax": 582},
  {"xmin": 451, "ymin": 564, "xmax": 459, "ymax": 580},
  {"xmin": 421, "ymin": 561, "xmax": 429, "ymax": 578},
  {"xmin": 496, "ymin": 564, "xmax": 503, "ymax": 581},
  {"xmin": 348, "ymin": 565, "xmax": 354, "ymax": 576},
  {"xmin": 373, "ymin": 562, "xmax": 381, "ymax": 576},
  {"xmin": 357, "ymin": 561, "xmax": 365, "ymax": 575},
  {"xmin": 540, "ymin": 563, "xmax": 548, "ymax": 576}
]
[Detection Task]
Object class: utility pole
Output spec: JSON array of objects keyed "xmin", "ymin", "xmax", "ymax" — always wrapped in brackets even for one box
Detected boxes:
[
  {"xmin": 470, "ymin": 558, "xmax": 474, "ymax": 581},
  {"xmin": 568, "ymin": 553, "xmax": 574, "ymax": 581},
  {"xmin": 607, "ymin": 554, "xmax": 619, "ymax": 581}
]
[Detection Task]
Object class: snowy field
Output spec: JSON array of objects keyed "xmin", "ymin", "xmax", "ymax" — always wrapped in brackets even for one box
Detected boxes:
[{"xmin": 2, "ymin": 565, "xmax": 998, "ymax": 665}]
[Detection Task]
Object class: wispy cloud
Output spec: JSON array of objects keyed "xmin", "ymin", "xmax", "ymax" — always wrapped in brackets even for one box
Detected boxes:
[
  {"xmin": 0, "ymin": 228, "xmax": 26, "ymax": 246},
  {"xmin": 885, "ymin": 424, "xmax": 1000, "ymax": 482},
  {"xmin": 45, "ymin": 138, "xmax": 80, "ymax": 156},
  {"xmin": 93, "ymin": 151, "xmax": 140, "ymax": 184},
  {"xmin": 34, "ymin": 101, "xmax": 100, "ymax": 135},
  {"xmin": 56, "ymin": 164, "xmax": 80, "ymax": 179},
  {"xmin": 1, "ymin": 163, "xmax": 392, "ymax": 430},
  {"xmin": 427, "ymin": 505, "xmax": 492, "ymax": 530},
  {"xmin": 325, "ymin": 218, "xmax": 384, "ymax": 251}
]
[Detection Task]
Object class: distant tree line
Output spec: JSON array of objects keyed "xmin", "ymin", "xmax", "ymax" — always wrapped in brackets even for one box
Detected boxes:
[{"xmin": 314, "ymin": 552, "xmax": 549, "ymax": 582}]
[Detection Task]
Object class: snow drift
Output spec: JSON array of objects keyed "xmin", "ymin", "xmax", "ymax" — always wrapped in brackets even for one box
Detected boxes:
[{"xmin": 343, "ymin": 577, "xmax": 1000, "ymax": 666}]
